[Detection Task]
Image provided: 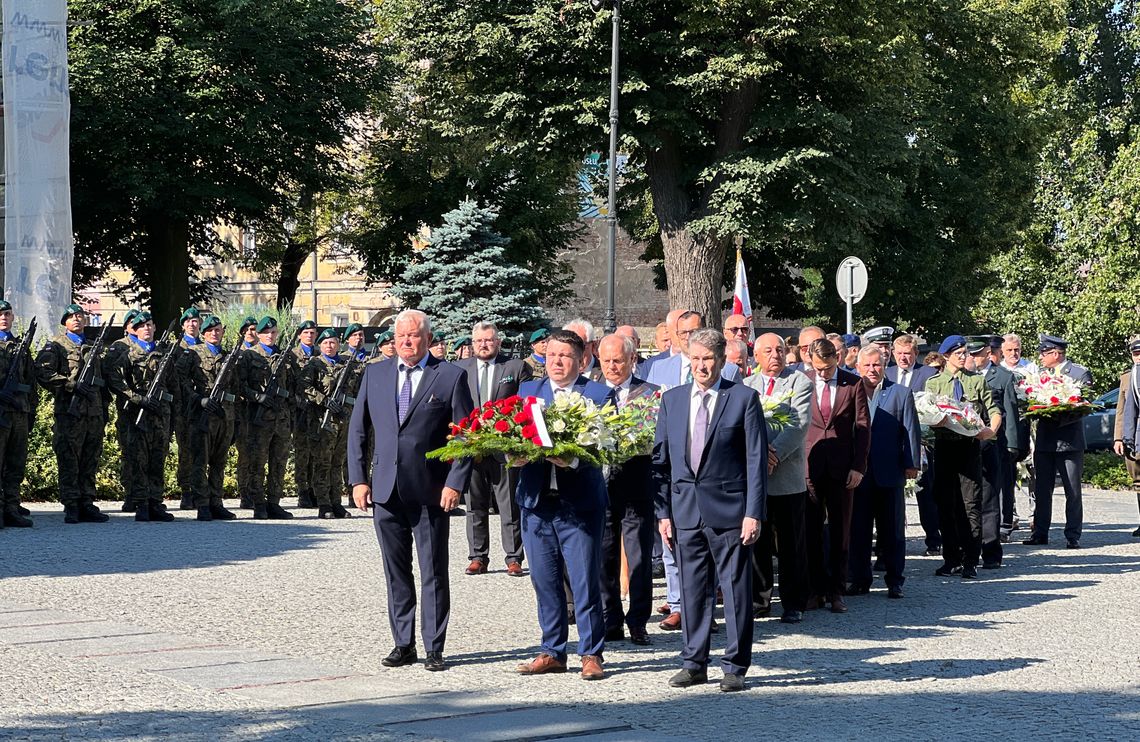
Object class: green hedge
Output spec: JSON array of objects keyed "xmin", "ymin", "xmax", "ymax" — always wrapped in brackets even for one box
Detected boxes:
[{"xmin": 1083, "ymin": 451, "xmax": 1134, "ymax": 490}]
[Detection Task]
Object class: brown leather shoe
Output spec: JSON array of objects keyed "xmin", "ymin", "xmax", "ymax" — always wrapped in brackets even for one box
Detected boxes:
[
  {"xmin": 506, "ymin": 561, "xmax": 524, "ymax": 577},
  {"xmin": 465, "ymin": 560, "xmax": 487, "ymax": 575},
  {"xmin": 580, "ymin": 655, "xmax": 604, "ymax": 680},
  {"xmin": 829, "ymin": 594, "xmax": 848, "ymax": 614},
  {"xmin": 659, "ymin": 612, "xmax": 682, "ymax": 631},
  {"xmin": 516, "ymin": 653, "xmax": 567, "ymax": 675},
  {"xmin": 657, "ymin": 603, "xmax": 671, "ymax": 615}
]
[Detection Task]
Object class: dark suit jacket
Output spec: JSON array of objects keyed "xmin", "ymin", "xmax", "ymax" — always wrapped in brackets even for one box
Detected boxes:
[
  {"xmin": 608, "ymin": 377, "xmax": 659, "ymax": 506},
  {"xmin": 515, "ymin": 376, "xmax": 615, "ymax": 512},
  {"xmin": 652, "ymin": 378, "xmax": 768, "ymax": 529},
  {"xmin": 886, "ymin": 363, "xmax": 938, "ymax": 391},
  {"xmin": 456, "ymin": 354, "xmax": 532, "ymax": 408},
  {"xmin": 866, "ymin": 379, "xmax": 920, "ymax": 488},
  {"xmin": 1115, "ymin": 369, "xmax": 1139, "ymax": 452},
  {"xmin": 804, "ymin": 367, "xmax": 870, "ymax": 485},
  {"xmin": 983, "ymin": 363, "xmax": 1025, "ymax": 452},
  {"xmin": 347, "ymin": 354, "xmax": 474, "ymax": 507}
]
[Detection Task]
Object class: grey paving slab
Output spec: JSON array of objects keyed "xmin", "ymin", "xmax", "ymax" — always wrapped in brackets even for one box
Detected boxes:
[
  {"xmin": 155, "ymin": 656, "xmax": 360, "ymax": 691},
  {"xmin": 381, "ymin": 707, "xmax": 635, "ymax": 741},
  {"xmin": 225, "ymin": 672, "xmax": 435, "ymax": 706},
  {"xmin": 31, "ymin": 631, "xmax": 193, "ymax": 657},
  {"xmin": 0, "ymin": 608, "xmax": 80, "ymax": 627},
  {"xmin": 95, "ymin": 645, "xmax": 288, "ymax": 672},
  {"xmin": 0, "ymin": 620, "xmax": 149, "ymax": 645},
  {"xmin": 301, "ymin": 692, "xmax": 526, "ymax": 726}
]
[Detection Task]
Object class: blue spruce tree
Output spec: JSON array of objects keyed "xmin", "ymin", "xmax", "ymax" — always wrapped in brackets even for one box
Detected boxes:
[{"xmin": 391, "ymin": 200, "xmax": 547, "ymax": 343}]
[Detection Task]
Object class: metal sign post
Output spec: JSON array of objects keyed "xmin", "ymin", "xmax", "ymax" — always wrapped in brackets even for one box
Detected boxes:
[{"xmin": 835, "ymin": 256, "xmax": 868, "ymax": 335}]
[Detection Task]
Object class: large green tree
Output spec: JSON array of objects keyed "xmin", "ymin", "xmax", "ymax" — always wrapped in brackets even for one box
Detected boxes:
[
  {"xmin": 68, "ymin": 0, "xmax": 382, "ymax": 323},
  {"xmin": 378, "ymin": 0, "xmax": 1060, "ymax": 329}
]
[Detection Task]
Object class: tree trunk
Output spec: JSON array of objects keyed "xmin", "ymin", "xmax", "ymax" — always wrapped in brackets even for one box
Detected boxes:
[
  {"xmin": 275, "ymin": 238, "xmax": 312, "ymax": 311},
  {"xmin": 145, "ymin": 217, "xmax": 191, "ymax": 329}
]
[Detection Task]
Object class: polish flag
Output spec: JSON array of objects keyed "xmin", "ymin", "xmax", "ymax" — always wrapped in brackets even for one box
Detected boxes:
[{"xmin": 731, "ymin": 249, "xmax": 754, "ymax": 344}]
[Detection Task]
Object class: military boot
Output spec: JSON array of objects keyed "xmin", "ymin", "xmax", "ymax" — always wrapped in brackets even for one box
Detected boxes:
[
  {"xmin": 78, "ymin": 502, "xmax": 109, "ymax": 523},
  {"xmin": 3, "ymin": 506, "xmax": 33, "ymax": 528},
  {"xmin": 196, "ymin": 506, "xmax": 213, "ymax": 521},
  {"xmin": 330, "ymin": 502, "xmax": 351, "ymax": 519},
  {"xmin": 297, "ymin": 489, "xmax": 316, "ymax": 508},
  {"xmin": 239, "ymin": 493, "xmax": 254, "ymax": 509},
  {"xmin": 137, "ymin": 500, "xmax": 174, "ymax": 523},
  {"xmin": 252, "ymin": 503, "xmax": 269, "ymax": 520},
  {"xmin": 64, "ymin": 503, "xmax": 80, "ymax": 524},
  {"xmin": 318, "ymin": 504, "xmax": 335, "ymax": 519},
  {"xmin": 17, "ymin": 504, "xmax": 30, "ymax": 516},
  {"xmin": 265, "ymin": 502, "xmax": 294, "ymax": 520},
  {"xmin": 209, "ymin": 501, "xmax": 236, "ymax": 520},
  {"xmin": 179, "ymin": 491, "xmax": 195, "ymax": 510},
  {"xmin": 120, "ymin": 499, "xmax": 135, "ymax": 512}
]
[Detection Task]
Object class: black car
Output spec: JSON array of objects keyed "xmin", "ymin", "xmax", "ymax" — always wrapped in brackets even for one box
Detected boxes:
[{"xmin": 1083, "ymin": 387, "xmax": 1119, "ymax": 452}]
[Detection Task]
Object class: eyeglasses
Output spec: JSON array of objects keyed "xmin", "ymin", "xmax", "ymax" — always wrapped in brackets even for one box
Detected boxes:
[{"xmin": 725, "ymin": 327, "xmax": 749, "ymax": 335}]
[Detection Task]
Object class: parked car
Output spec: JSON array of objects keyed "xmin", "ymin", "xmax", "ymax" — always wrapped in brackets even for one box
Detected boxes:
[{"xmin": 1083, "ymin": 387, "xmax": 1119, "ymax": 452}]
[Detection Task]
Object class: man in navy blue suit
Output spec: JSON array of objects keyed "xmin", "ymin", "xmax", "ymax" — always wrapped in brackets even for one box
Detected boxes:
[
  {"xmin": 848, "ymin": 345, "xmax": 920, "ymax": 599},
  {"xmin": 653, "ymin": 329, "xmax": 767, "ymax": 693},
  {"xmin": 348, "ymin": 309, "xmax": 474, "ymax": 673},
  {"xmin": 513, "ymin": 330, "xmax": 615, "ymax": 681}
]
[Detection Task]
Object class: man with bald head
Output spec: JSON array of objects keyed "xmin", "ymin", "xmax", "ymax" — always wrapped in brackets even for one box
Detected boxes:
[
  {"xmin": 644, "ymin": 309, "xmax": 686, "ymax": 373},
  {"xmin": 615, "ymin": 325, "xmax": 650, "ymax": 379}
]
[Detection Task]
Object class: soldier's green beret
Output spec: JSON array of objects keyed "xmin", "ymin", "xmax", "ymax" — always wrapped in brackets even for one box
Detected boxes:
[
  {"xmin": 377, "ymin": 329, "xmax": 394, "ymax": 345},
  {"xmin": 450, "ymin": 336, "xmax": 471, "ymax": 352},
  {"xmin": 60, "ymin": 303, "xmax": 84, "ymax": 324},
  {"xmin": 343, "ymin": 322, "xmax": 364, "ymax": 340},
  {"xmin": 130, "ymin": 311, "xmax": 153, "ymax": 329},
  {"xmin": 239, "ymin": 316, "xmax": 257, "ymax": 333},
  {"xmin": 179, "ymin": 307, "xmax": 201, "ymax": 324},
  {"xmin": 200, "ymin": 314, "xmax": 223, "ymax": 332},
  {"xmin": 122, "ymin": 308, "xmax": 141, "ymax": 327},
  {"xmin": 529, "ymin": 328, "xmax": 550, "ymax": 344},
  {"xmin": 0, "ymin": 300, "xmax": 12, "ymax": 313},
  {"xmin": 297, "ymin": 320, "xmax": 317, "ymax": 332},
  {"xmin": 317, "ymin": 328, "xmax": 339, "ymax": 343},
  {"xmin": 256, "ymin": 316, "xmax": 278, "ymax": 333}
]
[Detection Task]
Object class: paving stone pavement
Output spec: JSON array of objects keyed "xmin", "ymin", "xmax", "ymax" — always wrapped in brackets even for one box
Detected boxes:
[{"xmin": 1, "ymin": 487, "xmax": 1139, "ymax": 741}]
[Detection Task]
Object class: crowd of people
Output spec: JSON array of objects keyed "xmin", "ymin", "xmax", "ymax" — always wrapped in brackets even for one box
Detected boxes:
[{"xmin": 2, "ymin": 300, "xmax": 1139, "ymax": 692}]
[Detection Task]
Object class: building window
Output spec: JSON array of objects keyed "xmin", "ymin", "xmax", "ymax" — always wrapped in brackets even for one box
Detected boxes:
[
  {"xmin": 331, "ymin": 313, "xmax": 348, "ymax": 327},
  {"xmin": 241, "ymin": 228, "xmax": 256, "ymax": 258}
]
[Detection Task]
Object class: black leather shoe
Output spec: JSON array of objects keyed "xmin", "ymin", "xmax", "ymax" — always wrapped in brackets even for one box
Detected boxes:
[
  {"xmin": 887, "ymin": 586, "xmax": 904, "ymax": 599},
  {"xmin": 239, "ymin": 494, "xmax": 254, "ymax": 509},
  {"xmin": 120, "ymin": 500, "xmax": 135, "ymax": 512},
  {"xmin": 423, "ymin": 651, "xmax": 446, "ymax": 672},
  {"xmin": 196, "ymin": 506, "xmax": 213, "ymax": 522},
  {"xmin": 934, "ymin": 564, "xmax": 963, "ymax": 577},
  {"xmin": 924, "ymin": 546, "xmax": 942, "ymax": 556},
  {"xmin": 780, "ymin": 610, "xmax": 803, "ymax": 624},
  {"xmin": 604, "ymin": 626, "xmax": 625, "ymax": 642},
  {"xmin": 651, "ymin": 561, "xmax": 665, "ymax": 579},
  {"xmin": 78, "ymin": 503, "xmax": 109, "ymax": 523},
  {"xmin": 753, "ymin": 604, "xmax": 771, "ymax": 618},
  {"xmin": 1066, "ymin": 539, "xmax": 1080, "ymax": 549},
  {"xmin": 3, "ymin": 508, "xmax": 33, "ymax": 528},
  {"xmin": 381, "ymin": 646, "xmax": 417, "ymax": 668},
  {"xmin": 142, "ymin": 501, "xmax": 174, "ymax": 522},
  {"xmin": 17, "ymin": 504, "xmax": 29, "ymax": 516},
  {"xmin": 847, "ymin": 584, "xmax": 871, "ymax": 596},
  {"xmin": 961, "ymin": 565, "xmax": 978, "ymax": 579},
  {"xmin": 1022, "ymin": 535, "xmax": 1049, "ymax": 545},
  {"xmin": 628, "ymin": 627, "xmax": 651, "ymax": 645},
  {"xmin": 1133, "ymin": 526, "xmax": 1140, "ymax": 537},
  {"xmin": 210, "ymin": 503, "xmax": 236, "ymax": 520},
  {"xmin": 266, "ymin": 502, "xmax": 294, "ymax": 520},
  {"xmin": 252, "ymin": 504, "xmax": 269, "ymax": 520},
  {"xmin": 668, "ymin": 668, "xmax": 707, "ymax": 688},
  {"xmin": 719, "ymin": 673, "xmax": 745, "ymax": 693},
  {"xmin": 982, "ymin": 561, "xmax": 1002, "ymax": 569}
]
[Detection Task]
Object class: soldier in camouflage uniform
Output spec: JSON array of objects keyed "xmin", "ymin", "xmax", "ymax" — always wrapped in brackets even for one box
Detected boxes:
[
  {"xmin": 292, "ymin": 319, "xmax": 319, "ymax": 508},
  {"xmin": 0, "ymin": 301, "xmax": 36, "ymax": 528},
  {"xmin": 106, "ymin": 312, "xmax": 180, "ymax": 522},
  {"xmin": 524, "ymin": 328, "xmax": 549, "ymax": 379},
  {"xmin": 176, "ymin": 307, "xmax": 203, "ymax": 509},
  {"xmin": 33, "ymin": 304, "xmax": 110, "ymax": 524},
  {"xmin": 299, "ymin": 328, "xmax": 354, "ymax": 519},
  {"xmin": 238, "ymin": 316, "xmax": 296, "ymax": 519},
  {"xmin": 377, "ymin": 329, "xmax": 395, "ymax": 359},
  {"xmin": 236, "ymin": 315, "xmax": 258, "ymax": 509},
  {"xmin": 106, "ymin": 310, "xmax": 142, "ymax": 511},
  {"xmin": 183, "ymin": 314, "xmax": 236, "ymax": 521},
  {"xmin": 339, "ymin": 324, "xmax": 371, "ymax": 504}
]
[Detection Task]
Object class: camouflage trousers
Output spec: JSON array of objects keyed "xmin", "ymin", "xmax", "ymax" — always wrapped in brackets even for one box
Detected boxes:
[
  {"xmin": 293, "ymin": 415, "xmax": 315, "ymax": 498},
  {"xmin": 189, "ymin": 411, "xmax": 234, "ymax": 508},
  {"xmin": 0, "ymin": 409, "xmax": 30, "ymax": 509},
  {"xmin": 174, "ymin": 417, "xmax": 194, "ymax": 494},
  {"xmin": 309, "ymin": 423, "xmax": 349, "ymax": 507},
  {"xmin": 245, "ymin": 415, "xmax": 291, "ymax": 506},
  {"xmin": 53, "ymin": 412, "xmax": 105, "ymax": 506},
  {"xmin": 123, "ymin": 413, "xmax": 172, "ymax": 505}
]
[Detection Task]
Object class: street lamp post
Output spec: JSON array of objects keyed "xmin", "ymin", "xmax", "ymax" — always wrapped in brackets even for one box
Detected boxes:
[{"xmin": 593, "ymin": 0, "xmax": 620, "ymax": 335}]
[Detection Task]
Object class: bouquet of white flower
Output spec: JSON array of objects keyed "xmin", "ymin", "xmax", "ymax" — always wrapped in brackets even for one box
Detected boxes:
[{"xmin": 914, "ymin": 391, "xmax": 986, "ymax": 437}]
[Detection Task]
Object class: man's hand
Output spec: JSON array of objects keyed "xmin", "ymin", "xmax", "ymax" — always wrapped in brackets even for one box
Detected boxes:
[
  {"xmin": 1114, "ymin": 440, "xmax": 1125, "ymax": 457},
  {"xmin": 741, "ymin": 517, "xmax": 760, "ymax": 545},
  {"xmin": 507, "ymin": 455, "xmax": 527, "ymax": 468},
  {"xmin": 440, "ymin": 486, "xmax": 461, "ymax": 511},
  {"xmin": 845, "ymin": 470, "xmax": 864, "ymax": 490},
  {"xmin": 352, "ymin": 483, "xmax": 372, "ymax": 512},
  {"xmin": 976, "ymin": 427, "xmax": 996, "ymax": 442},
  {"xmin": 767, "ymin": 445, "xmax": 779, "ymax": 474},
  {"xmin": 904, "ymin": 468, "xmax": 919, "ymax": 480},
  {"xmin": 658, "ymin": 518, "xmax": 674, "ymax": 550}
]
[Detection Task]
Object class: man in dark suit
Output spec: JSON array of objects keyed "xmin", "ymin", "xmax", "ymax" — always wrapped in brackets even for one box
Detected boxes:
[
  {"xmin": 456, "ymin": 320, "xmax": 532, "ymax": 576},
  {"xmin": 1113, "ymin": 337, "xmax": 1140, "ymax": 537},
  {"xmin": 653, "ymin": 328, "xmax": 767, "ymax": 693},
  {"xmin": 803, "ymin": 337, "xmax": 870, "ymax": 613},
  {"xmin": 348, "ymin": 309, "xmax": 474, "ymax": 673},
  {"xmin": 514, "ymin": 330, "xmax": 614, "ymax": 681},
  {"xmin": 848, "ymin": 345, "xmax": 920, "ymax": 599},
  {"xmin": 1024, "ymin": 335, "xmax": 1093, "ymax": 548},
  {"xmin": 597, "ymin": 333, "xmax": 657, "ymax": 646}
]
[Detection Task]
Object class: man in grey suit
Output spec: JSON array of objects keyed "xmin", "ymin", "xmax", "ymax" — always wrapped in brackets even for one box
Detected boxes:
[
  {"xmin": 1024, "ymin": 335, "xmax": 1093, "ymax": 548},
  {"xmin": 456, "ymin": 321, "xmax": 532, "ymax": 576},
  {"xmin": 744, "ymin": 333, "xmax": 812, "ymax": 623}
]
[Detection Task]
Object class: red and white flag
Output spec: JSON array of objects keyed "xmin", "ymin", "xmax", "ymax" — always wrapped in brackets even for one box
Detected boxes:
[{"xmin": 731, "ymin": 249, "xmax": 754, "ymax": 344}]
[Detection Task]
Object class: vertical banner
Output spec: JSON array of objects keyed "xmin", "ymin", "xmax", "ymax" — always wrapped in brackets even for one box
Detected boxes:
[
  {"xmin": 3, "ymin": 1, "xmax": 74, "ymax": 326},
  {"xmin": 731, "ymin": 248, "xmax": 754, "ymax": 344}
]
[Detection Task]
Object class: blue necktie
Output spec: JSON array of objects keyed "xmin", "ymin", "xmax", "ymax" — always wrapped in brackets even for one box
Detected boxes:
[
  {"xmin": 952, "ymin": 376, "xmax": 964, "ymax": 402},
  {"xmin": 398, "ymin": 364, "xmax": 416, "ymax": 423}
]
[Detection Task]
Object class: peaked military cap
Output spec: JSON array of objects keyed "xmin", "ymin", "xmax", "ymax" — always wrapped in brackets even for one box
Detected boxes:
[
  {"xmin": 61, "ymin": 303, "xmax": 85, "ymax": 324},
  {"xmin": 256, "ymin": 316, "xmax": 278, "ymax": 333},
  {"xmin": 965, "ymin": 338, "xmax": 989, "ymax": 354},
  {"xmin": 1038, "ymin": 334, "xmax": 1068, "ymax": 352},
  {"xmin": 1129, "ymin": 337, "xmax": 1140, "ymax": 354},
  {"xmin": 863, "ymin": 326, "xmax": 894, "ymax": 344}
]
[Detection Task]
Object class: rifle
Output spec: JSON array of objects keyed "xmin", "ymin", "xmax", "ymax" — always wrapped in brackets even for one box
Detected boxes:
[
  {"xmin": 135, "ymin": 320, "xmax": 181, "ymax": 432},
  {"xmin": 319, "ymin": 352, "xmax": 359, "ymax": 432},
  {"xmin": 250, "ymin": 331, "xmax": 299, "ymax": 427},
  {"xmin": 196, "ymin": 344, "xmax": 239, "ymax": 433},
  {"xmin": 0, "ymin": 317, "xmax": 37, "ymax": 428},
  {"xmin": 67, "ymin": 313, "xmax": 116, "ymax": 417}
]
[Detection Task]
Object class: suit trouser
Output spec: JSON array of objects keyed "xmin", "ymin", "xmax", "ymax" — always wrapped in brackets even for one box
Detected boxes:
[
  {"xmin": 933, "ymin": 437, "xmax": 982, "ymax": 569},
  {"xmin": 1000, "ymin": 447, "xmax": 1019, "ymax": 529},
  {"xmin": 1031, "ymin": 449, "xmax": 1084, "ymax": 542},
  {"xmin": 676, "ymin": 523, "xmax": 753, "ymax": 676},
  {"xmin": 805, "ymin": 478, "xmax": 853, "ymax": 597},
  {"xmin": 980, "ymin": 441, "xmax": 1004, "ymax": 565},
  {"xmin": 916, "ymin": 450, "xmax": 942, "ymax": 550},
  {"xmin": 849, "ymin": 480, "xmax": 905, "ymax": 589},
  {"xmin": 1127, "ymin": 456, "xmax": 1140, "ymax": 521},
  {"xmin": 373, "ymin": 494, "xmax": 450, "ymax": 653},
  {"xmin": 751, "ymin": 492, "xmax": 809, "ymax": 612},
  {"xmin": 600, "ymin": 495, "xmax": 655, "ymax": 632},
  {"xmin": 465, "ymin": 458, "xmax": 523, "ymax": 565},
  {"xmin": 520, "ymin": 499, "xmax": 606, "ymax": 662}
]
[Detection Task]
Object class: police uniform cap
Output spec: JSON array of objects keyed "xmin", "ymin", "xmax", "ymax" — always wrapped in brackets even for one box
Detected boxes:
[
  {"xmin": 180, "ymin": 307, "xmax": 201, "ymax": 324},
  {"xmin": 938, "ymin": 335, "xmax": 967, "ymax": 355},
  {"xmin": 1037, "ymin": 334, "xmax": 1068, "ymax": 352},
  {"xmin": 965, "ymin": 339, "xmax": 989, "ymax": 354},
  {"xmin": 317, "ymin": 328, "xmax": 339, "ymax": 343},
  {"xmin": 256, "ymin": 316, "xmax": 278, "ymax": 333},
  {"xmin": 863, "ymin": 326, "xmax": 895, "ymax": 344},
  {"xmin": 1129, "ymin": 338, "xmax": 1140, "ymax": 354},
  {"xmin": 60, "ymin": 303, "xmax": 85, "ymax": 324},
  {"xmin": 297, "ymin": 320, "xmax": 317, "ymax": 332},
  {"xmin": 529, "ymin": 328, "xmax": 551, "ymax": 344},
  {"xmin": 343, "ymin": 322, "xmax": 364, "ymax": 340},
  {"xmin": 450, "ymin": 336, "xmax": 471, "ymax": 352},
  {"xmin": 200, "ymin": 314, "xmax": 223, "ymax": 332},
  {"xmin": 130, "ymin": 311, "xmax": 154, "ymax": 329}
]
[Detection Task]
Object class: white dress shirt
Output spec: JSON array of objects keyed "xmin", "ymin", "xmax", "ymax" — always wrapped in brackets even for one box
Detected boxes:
[
  {"xmin": 607, "ymin": 375, "xmax": 633, "ymax": 406},
  {"xmin": 477, "ymin": 358, "xmax": 497, "ymax": 401},
  {"xmin": 867, "ymin": 381, "xmax": 883, "ymax": 419},
  {"xmin": 689, "ymin": 382, "xmax": 720, "ymax": 445},
  {"xmin": 897, "ymin": 365, "xmax": 914, "ymax": 389},
  {"xmin": 397, "ymin": 354, "xmax": 430, "ymax": 400},
  {"xmin": 814, "ymin": 374, "xmax": 837, "ymax": 409}
]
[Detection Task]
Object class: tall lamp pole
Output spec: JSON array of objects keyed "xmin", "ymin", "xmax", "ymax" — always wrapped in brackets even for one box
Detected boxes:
[{"xmin": 593, "ymin": 0, "xmax": 620, "ymax": 334}]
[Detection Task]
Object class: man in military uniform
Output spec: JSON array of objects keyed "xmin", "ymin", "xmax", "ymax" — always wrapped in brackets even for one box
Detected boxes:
[
  {"xmin": 175, "ymin": 307, "xmax": 202, "ymax": 509},
  {"xmin": 524, "ymin": 329, "xmax": 549, "ymax": 379},
  {"xmin": 236, "ymin": 315, "xmax": 258, "ymax": 508},
  {"xmin": 106, "ymin": 312, "xmax": 180, "ymax": 522},
  {"xmin": 344, "ymin": 323, "xmax": 369, "ymax": 362},
  {"xmin": 240, "ymin": 316, "xmax": 258, "ymax": 349},
  {"xmin": 451, "ymin": 336, "xmax": 472, "ymax": 361},
  {"xmin": 376, "ymin": 329, "xmax": 395, "ymax": 359},
  {"xmin": 293, "ymin": 319, "xmax": 318, "ymax": 508},
  {"xmin": 34, "ymin": 305, "xmax": 111, "ymax": 524},
  {"xmin": 0, "ymin": 301, "xmax": 37, "ymax": 527},
  {"xmin": 925, "ymin": 335, "xmax": 1002, "ymax": 579},
  {"xmin": 105, "ymin": 310, "xmax": 143, "ymax": 511},
  {"xmin": 183, "ymin": 314, "xmax": 236, "ymax": 521},
  {"xmin": 300, "ymin": 328, "xmax": 353, "ymax": 518},
  {"xmin": 340, "ymin": 323, "xmax": 373, "ymax": 505},
  {"xmin": 238, "ymin": 316, "xmax": 296, "ymax": 519}
]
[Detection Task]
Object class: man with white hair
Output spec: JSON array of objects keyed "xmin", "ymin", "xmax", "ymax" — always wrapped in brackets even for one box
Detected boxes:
[
  {"xmin": 563, "ymin": 319, "xmax": 604, "ymax": 382},
  {"xmin": 725, "ymin": 339, "xmax": 750, "ymax": 377},
  {"xmin": 1000, "ymin": 333, "xmax": 1037, "ymax": 376}
]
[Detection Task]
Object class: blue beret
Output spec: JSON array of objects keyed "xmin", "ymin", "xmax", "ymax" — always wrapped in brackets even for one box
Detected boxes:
[
  {"xmin": 938, "ymin": 335, "xmax": 967, "ymax": 355},
  {"xmin": 841, "ymin": 333, "xmax": 860, "ymax": 348}
]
